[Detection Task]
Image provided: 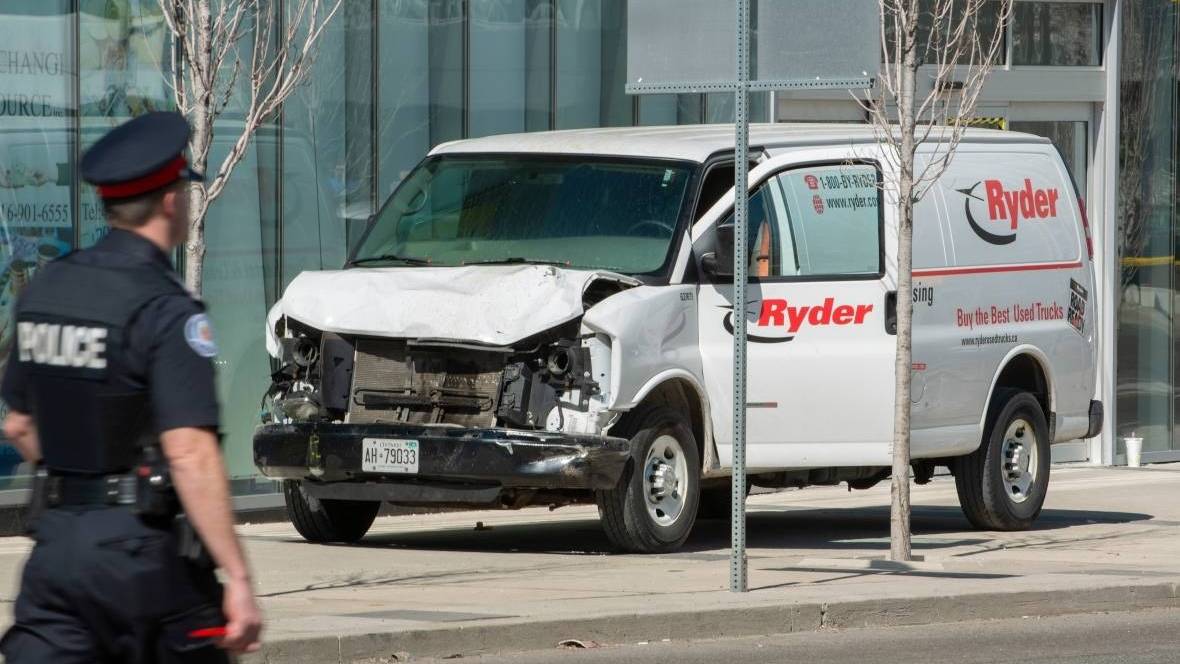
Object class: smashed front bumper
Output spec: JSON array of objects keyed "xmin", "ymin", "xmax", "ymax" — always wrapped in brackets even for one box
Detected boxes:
[{"xmin": 253, "ymin": 423, "xmax": 630, "ymax": 493}]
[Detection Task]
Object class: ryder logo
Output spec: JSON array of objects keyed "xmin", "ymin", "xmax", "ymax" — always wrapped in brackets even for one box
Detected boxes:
[
  {"xmin": 721, "ymin": 298, "xmax": 874, "ymax": 343},
  {"xmin": 956, "ymin": 179, "xmax": 1060, "ymax": 246}
]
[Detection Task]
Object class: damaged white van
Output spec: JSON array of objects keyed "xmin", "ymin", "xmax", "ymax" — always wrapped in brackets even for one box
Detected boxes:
[{"xmin": 254, "ymin": 124, "xmax": 1102, "ymax": 553}]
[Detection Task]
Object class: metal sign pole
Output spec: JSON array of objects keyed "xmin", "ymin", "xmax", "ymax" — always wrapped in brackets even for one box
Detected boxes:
[
  {"xmin": 624, "ymin": 0, "xmax": 877, "ymax": 596},
  {"xmin": 729, "ymin": 0, "xmax": 751, "ymax": 594}
]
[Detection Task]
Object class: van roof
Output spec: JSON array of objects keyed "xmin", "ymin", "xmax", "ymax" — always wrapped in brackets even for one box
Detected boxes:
[{"xmin": 430, "ymin": 123, "xmax": 1052, "ymax": 163}]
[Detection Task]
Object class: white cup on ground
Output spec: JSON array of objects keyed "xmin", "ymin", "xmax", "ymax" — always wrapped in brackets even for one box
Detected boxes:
[{"xmin": 1124, "ymin": 436, "xmax": 1143, "ymax": 468}]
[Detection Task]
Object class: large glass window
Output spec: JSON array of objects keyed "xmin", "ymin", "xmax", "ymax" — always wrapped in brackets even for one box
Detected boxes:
[
  {"xmin": 704, "ymin": 93, "xmax": 770, "ymax": 124},
  {"xmin": 554, "ymin": 0, "xmax": 601, "ymax": 129},
  {"xmin": 885, "ymin": 0, "xmax": 1006, "ymax": 65},
  {"xmin": 524, "ymin": 0, "xmax": 554, "ymax": 131},
  {"xmin": 638, "ymin": 94, "xmax": 704, "ymax": 126},
  {"xmin": 379, "ymin": 0, "xmax": 431, "ymax": 198},
  {"xmin": 1116, "ymin": 0, "xmax": 1179, "ymax": 461},
  {"xmin": 200, "ymin": 5, "xmax": 281, "ymax": 479},
  {"xmin": 1011, "ymin": 2, "xmax": 1102, "ymax": 66},
  {"xmin": 470, "ymin": 0, "xmax": 526, "ymax": 137},
  {"xmin": 284, "ymin": 0, "xmax": 351, "ymax": 285},
  {"xmin": 354, "ymin": 155, "xmax": 693, "ymax": 274},
  {"xmin": 78, "ymin": 0, "xmax": 172, "ymax": 248},
  {"xmin": 555, "ymin": 0, "xmax": 631, "ymax": 128},
  {"xmin": 0, "ymin": 0, "xmax": 75, "ymax": 486},
  {"xmin": 430, "ymin": 0, "xmax": 466, "ymax": 144}
]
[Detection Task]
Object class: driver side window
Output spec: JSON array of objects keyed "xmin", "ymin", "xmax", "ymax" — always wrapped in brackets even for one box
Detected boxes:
[{"xmin": 723, "ymin": 163, "xmax": 882, "ymax": 279}]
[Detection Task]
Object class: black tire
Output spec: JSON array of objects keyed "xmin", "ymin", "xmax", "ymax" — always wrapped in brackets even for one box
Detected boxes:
[
  {"xmin": 283, "ymin": 480, "xmax": 380, "ymax": 543},
  {"xmin": 595, "ymin": 405, "xmax": 701, "ymax": 553},
  {"xmin": 953, "ymin": 390, "xmax": 1051, "ymax": 531}
]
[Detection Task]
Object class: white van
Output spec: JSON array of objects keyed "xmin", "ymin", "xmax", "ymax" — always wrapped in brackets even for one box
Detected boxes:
[{"xmin": 254, "ymin": 124, "xmax": 1102, "ymax": 553}]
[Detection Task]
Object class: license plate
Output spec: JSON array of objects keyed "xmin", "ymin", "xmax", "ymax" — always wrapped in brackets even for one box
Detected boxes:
[{"xmin": 361, "ymin": 438, "xmax": 420, "ymax": 474}]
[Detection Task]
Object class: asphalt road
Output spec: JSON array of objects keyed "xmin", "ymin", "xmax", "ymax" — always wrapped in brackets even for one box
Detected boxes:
[{"xmin": 416, "ymin": 609, "xmax": 1180, "ymax": 664}]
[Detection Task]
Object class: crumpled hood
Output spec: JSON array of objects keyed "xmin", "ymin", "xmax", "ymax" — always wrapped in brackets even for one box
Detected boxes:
[{"xmin": 274, "ymin": 265, "xmax": 636, "ymax": 347}]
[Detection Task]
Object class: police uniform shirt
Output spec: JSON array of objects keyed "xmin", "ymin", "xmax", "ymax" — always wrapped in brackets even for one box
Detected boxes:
[{"xmin": 1, "ymin": 229, "xmax": 220, "ymax": 434}]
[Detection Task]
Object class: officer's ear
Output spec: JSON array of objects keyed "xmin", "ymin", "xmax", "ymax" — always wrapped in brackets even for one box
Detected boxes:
[
  {"xmin": 160, "ymin": 187, "xmax": 179, "ymax": 219},
  {"xmin": 160, "ymin": 182, "xmax": 191, "ymax": 220},
  {"xmin": 160, "ymin": 184, "xmax": 191, "ymax": 243}
]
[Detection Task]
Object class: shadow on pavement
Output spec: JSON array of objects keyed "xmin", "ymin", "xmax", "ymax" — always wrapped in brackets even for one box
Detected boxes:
[{"xmin": 347, "ymin": 503, "xmax": 1154, "ymax": 556}]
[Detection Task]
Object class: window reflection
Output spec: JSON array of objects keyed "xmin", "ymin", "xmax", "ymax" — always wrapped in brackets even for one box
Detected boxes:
[
  {"xmin": 1116, "ymin": 0, "xmax": 1178, "ymax": 459},
  {"xmin": 884, "ymin": 0, "xmax": 1006, "ymax": 66},
  {"xmin": 1012, "ymin": 2, "xmax": 1102, "ymax": 67},
  {"xmin": 78, "ymin": 0, "xmax": 172, "ymax": 248},
  {"xmin": 0, "ymin": 0, "xmax": 74, "ymax": 486}
]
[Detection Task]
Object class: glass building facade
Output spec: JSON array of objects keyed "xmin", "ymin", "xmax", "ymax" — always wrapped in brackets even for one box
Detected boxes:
[
  {"xmin": 1115, "ymin": 0, "xmax": 1180, "ymax": 463},
  {"xmin": 0, "ymin": 0, "xmax": 1171, "ymax": 495}
]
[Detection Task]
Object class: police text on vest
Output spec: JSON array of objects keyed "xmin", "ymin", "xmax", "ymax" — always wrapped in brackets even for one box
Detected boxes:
[{"xmin": 18, "ymin": 322, "xmax": 108, "ymax": 369}]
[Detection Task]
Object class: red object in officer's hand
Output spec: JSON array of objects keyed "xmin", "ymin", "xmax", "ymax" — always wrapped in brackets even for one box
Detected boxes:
[{"xmin": 188, "ymin": 626, "xmax": 228, "ymax": 639}]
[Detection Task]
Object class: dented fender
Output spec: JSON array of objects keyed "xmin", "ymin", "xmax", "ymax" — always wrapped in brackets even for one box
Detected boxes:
[{"xmin": 581, "ymin": 285, "xmax": 705, "ymax": 412}]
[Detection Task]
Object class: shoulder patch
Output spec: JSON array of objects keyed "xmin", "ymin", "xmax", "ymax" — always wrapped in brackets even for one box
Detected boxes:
[{"xmin": 184, "ymin": 313, "xmax": 218, "ymax": 358}]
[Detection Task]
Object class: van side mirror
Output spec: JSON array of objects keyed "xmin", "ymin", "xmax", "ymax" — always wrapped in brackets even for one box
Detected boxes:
[
  {"xmin": 885, "ymin": 291, "xmax": 898, "ymax": 335},
  {"xmin": 701, "ymin": 222, "xmax": 736, "ymax": 279}
]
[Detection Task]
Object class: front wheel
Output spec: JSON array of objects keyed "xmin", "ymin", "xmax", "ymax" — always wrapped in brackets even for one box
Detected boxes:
[
  {"xmin": 283, "ymin": 480, "xmax": 380, "ymax": 543},
  {"xmin": 953, "ymin": 390, "xmax": 1050, "ymax": 531},
  {"xmin": 595, "ymin": 405, "xmax": 701, "ymax": 553}
]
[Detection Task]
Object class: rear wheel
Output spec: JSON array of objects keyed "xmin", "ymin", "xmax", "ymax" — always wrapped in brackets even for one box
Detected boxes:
[
  {"xmin": 595, "ymin": 405, "xmax": 701, "ymax": 553},
  {"xmin": 283, "ymin": 480, "xmax": 380, "ymax": 543},
  {"xmin": 953, "ymin": 390, "xmax": 1050, "ymax": 531}
]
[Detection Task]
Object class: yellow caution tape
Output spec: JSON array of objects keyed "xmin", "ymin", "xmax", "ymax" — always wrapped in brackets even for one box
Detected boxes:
[
  {"xmin": 1121, "ymin": 256, "xmax": 1177, "ymax": 267},
  {"xmin": 961, "ymin": 117, "xmax": 1007, "ymax": 131}
]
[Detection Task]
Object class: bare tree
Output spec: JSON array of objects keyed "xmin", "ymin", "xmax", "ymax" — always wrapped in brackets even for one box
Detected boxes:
[
  {"xmin": 858, "ymin": 0, "xmax": 1011, "ymax": 561},
  {"xmin": 157, "ymin": 0, "xmax": 342, "ymax": 292}
]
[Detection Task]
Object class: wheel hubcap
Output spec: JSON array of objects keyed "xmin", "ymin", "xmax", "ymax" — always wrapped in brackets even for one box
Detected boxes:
[
  {"xmin": 644, "ymin": 435, "xmax": 690, "ymax": 526},
  {"xmin": 1001, "ymin": 418, "xmax": 1038, "ymax": 504}
]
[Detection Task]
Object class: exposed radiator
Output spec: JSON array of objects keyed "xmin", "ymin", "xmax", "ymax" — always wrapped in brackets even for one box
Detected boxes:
[{"xmin": 348, "ymin": 338, "xmax": 503, "ymax": 428}]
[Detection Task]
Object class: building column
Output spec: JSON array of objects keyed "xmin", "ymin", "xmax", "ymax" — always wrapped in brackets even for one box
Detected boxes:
[{"xmin": 1095, "ymin": 0, "xmax": 1121, "ymax": 465}]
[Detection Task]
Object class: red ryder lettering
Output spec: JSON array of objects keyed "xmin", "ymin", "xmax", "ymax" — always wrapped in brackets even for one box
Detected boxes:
[
  {"xmin": 757, "ymin": 298, "xmax": 873, "ymax": 332},
  {"xmin": 984, "ymin": 179, "xmax": 1060, "ymax": 230}
]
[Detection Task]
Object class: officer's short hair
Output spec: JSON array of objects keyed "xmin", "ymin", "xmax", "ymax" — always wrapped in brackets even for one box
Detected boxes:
[{"xmin": 102, "ymin": 183, "xmax": 178, "ymax": 228}]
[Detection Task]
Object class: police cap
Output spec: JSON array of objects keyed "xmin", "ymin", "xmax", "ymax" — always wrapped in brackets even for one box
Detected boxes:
[{"xmin": 80, "ymin": 111, "xmax": 203, "ymax": 200}]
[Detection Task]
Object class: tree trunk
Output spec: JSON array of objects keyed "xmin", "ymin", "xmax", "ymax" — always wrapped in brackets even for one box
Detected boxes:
[
  {"xmin": 185, "ymin": 182, "xmax": 208, "ymax": 293},
  {"xmin": 183, "ymin": 0, "xmax": 214, "ymax": 294},
  {"xmin": 890, "ymin": 0, "xmax": 920, "ymax": 563}
]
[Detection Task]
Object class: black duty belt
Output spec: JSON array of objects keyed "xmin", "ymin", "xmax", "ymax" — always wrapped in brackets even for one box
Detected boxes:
[{"xmin": 46, "ymin": 473, "xmax": 139, "ymax": 507}]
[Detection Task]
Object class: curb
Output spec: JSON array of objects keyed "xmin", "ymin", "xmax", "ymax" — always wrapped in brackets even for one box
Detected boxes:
[{"xmin": 241, "ymin": 581, "xmax": 1180, "ymax": 663}]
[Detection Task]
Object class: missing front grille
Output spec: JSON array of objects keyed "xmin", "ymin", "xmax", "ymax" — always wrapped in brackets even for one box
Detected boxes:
[{"xmin": 348, "ymin": 338, "xmax": 504, "ymax": 428}]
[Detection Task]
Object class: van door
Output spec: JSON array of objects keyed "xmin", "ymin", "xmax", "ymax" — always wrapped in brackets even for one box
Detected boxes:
[{"xmin": 694, "ymin": 155, "xmax": 896, "ymax": 469}]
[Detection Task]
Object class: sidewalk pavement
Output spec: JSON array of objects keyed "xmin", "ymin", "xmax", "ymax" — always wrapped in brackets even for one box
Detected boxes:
[{"xmin": 1, "ymin": 465, "xmax": 1178, "ymax": 662}]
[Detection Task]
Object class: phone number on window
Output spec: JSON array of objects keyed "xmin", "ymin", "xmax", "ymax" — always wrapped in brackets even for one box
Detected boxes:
[{"xmin": 0, "ymin": 203, "xmax": 70, "ymax": 224}]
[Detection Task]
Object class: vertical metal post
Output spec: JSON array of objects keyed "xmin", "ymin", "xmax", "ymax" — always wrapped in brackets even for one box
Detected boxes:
[{"xmin": 729, "ymin": 0, "xmax": 751, "ymax": 594}]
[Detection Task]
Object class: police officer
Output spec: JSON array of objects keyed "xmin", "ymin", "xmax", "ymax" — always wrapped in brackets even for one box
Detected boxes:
[{"xmin": 0, "ymin": 112, "xmax": 262, "ymax": 662}]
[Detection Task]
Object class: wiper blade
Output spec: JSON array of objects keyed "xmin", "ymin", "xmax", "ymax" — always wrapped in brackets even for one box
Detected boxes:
[
  {"xmin": 459, "ymin": 257, "xmax": 571, "ymax": 267},
  {"xmin": 345, "ymin": 253, "xmax": 432, "ymax": 268}
]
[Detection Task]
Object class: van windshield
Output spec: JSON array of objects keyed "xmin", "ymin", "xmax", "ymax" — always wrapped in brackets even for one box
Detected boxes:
[{"xmin": 351, "ymin": 155, "xmax": 694, "ymax": 274}]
